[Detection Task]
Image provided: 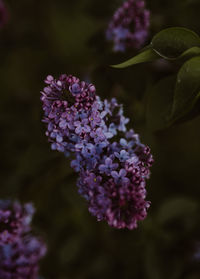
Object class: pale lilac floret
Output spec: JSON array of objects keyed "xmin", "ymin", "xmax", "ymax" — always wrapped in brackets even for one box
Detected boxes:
[
  {"xmin": 111, "ymin": 169, "xmax": 130, "ymax": 185},
  {"xmin": 74, "ymin": 119, "xmax": 91, "ymax": 135},
  {"xmin": 90, "ymin": 127, "xmax": 106, "ymax": 142},
  {"xmin": 120, "ymin": 138, "xmax": 135, "ymax": 149},
  {"xmin": 99, "ymin": 158, "xmax": 118, "ymax": 175},
  {"xmin": 114, "ymin": 150, "xmax": 130, "ymax": 162},
  {"xmin": 95, "ymin": 142, "xmax": 108, "ymax": 154}
]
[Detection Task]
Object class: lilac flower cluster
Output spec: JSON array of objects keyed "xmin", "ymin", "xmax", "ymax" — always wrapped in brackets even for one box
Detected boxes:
[
  {"xmin": 0, "ymin": 200, "xmax": 46, "ymax": 279},
  {"xmin": 0, "ymin": 0, "xmax": 8, "ymax": 29},
  {"xmin": 41, "ymin": 74, "xmax": 153, "ymax": 229},
  {"xmin": 106, "ymin": 0, "xmax": 150, "ymax": 52}
]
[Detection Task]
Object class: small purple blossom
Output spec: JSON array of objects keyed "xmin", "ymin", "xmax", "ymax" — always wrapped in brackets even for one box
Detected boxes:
[
  {"xmin": 120, "ymin": 138, "xmax": 135, "ymax": 149},
  {"xmin": 74, "ymin": 119, "xmax": 91, "ymax": 135},
  {"xmin": 71, "ymin": 154, "xmax": 83, "ymax": 172},
  {"xmin": 95, "ymin": 142, "xmax": 108, "ymax": 154},
  {"xmin": 99, "ymin": 157, "xmax": 118, "ymax": 175},
  {"xmin": 84, "ymin": 172, "xmax": 102, "ymax": 188},
  {"xmin": 90, "ymin": 127, "xmax": 106, "ymax": 143},
  {"xmin": 114, "ymin": 150, "xmax": 130, "ymax": 162},
  {"xmin": 75, "ymin": 110, "xmax": 88, "ymax": 121},
  {"xmin": 111, "ymin": 169, "xmax": 130, "ymax": 185},
  {"xmin": 108, "ymin": 123, "xmax": 117, "ymax": 136},
  {"xmin": 69, "ymin": 83, "xmax": 82, "ymax": 94}
]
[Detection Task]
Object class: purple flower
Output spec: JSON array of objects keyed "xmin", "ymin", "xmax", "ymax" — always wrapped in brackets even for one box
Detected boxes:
[
  {"xmin": 111, "ymin": 169, "xmax": 130, "ymax": 185},
  {"xmin": 75, "ymin": 110, "xmax": 88, "ymax": 121},
  {"xmin": 95, "ymin": 142, "xmax": 108, "ymax": 154},
  {"xmin": 51, "ymin": 141, "xmax": 68, "ymax": 152},
  {"xmin": 89, "ymin": 111, "xmax": 102, "ymax": 128},
  {"xmin": 81, "ymin": 144, "xmax": 99, "ymax": 169},
  {"xmin": 114, "ymin": 150, "xmax": 129, "ymax": 162},
  {"xmin": 0, "ymin": 200, "xmax": 34, "ymax": 245},
  {"xmin": 0, "ymin": 236, "xmax": 46, "ymax": 279},
  {"xmin": 78, "ymin": 163, "xmax": 151, "ymax": 229},
  {"xmin": 120, "ymin": 138, "xmax": 135, "ymax": 149},
  {"xmin": 69, "ymin": 83, "xmax": 82, "ymax": 94},
  {"xmin": 41, "ymin": 74, "xmax": 154, "ymax": 230},
  {"xmin": 106, "ymin": 0, "xmax": 150, "ymax": 52},
  {"xmin": 108, "ymin": 123, "xmax": 117, "ymax": 136},
  {"xmin": 99, "ymin": 157, "xmax": 118, "ymax": 175},
  {"xmin": 59, "ymin": 119, "xmax": 68, "ymax": 129},
  {"xmin": 75, "ymin": 141, "xmax": 89, "ymax": 152},
  {"xmin": 102, "ymin": 99, "xmax": 112, "ymax": 116},
  {"xmin": 118, "ymin": 113, "xmax": 129, "ymax": 132},
  {"xmin": 84, "ymin": 173, "xmax": 102, "ymax": 188},
  {"xmin": 90, "ymin": 127, "xmax": 106, "ymax": 143},
  {"xmin": 74, "ymin": 119, "xmax": 91, "ymax": 135},
  {"xmin": 69, "ymin": 133, "xmax": 80, "ymax": 143},
  {"xmin": 71, "ymin": 154, "xmax": 83, "ymax": 172},
  {"xmin": 0, "ymin": 200, "xmax": 46, "ymax": 278},
  {"xmin": 113, "ymin": 26, "xmax": 130, "ymax": 40},
  {"xmin": 81, "ymin": 143, "xmax": 96, "ymax": 157}
]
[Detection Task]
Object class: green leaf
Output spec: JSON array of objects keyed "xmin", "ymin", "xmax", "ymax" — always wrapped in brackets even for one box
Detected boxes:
[
  {"xmin": 111, "ymin": 48, "xmax": 159, "ymax": 68},
  {"xmin": 112, "ymin": 28, "xmax": 200, "ymax": 69},
  {"xmin": 169, "ymin": 56, "xmax": 200, "ymax": 123},
  {"xmin": 180, "ymin": 46, "xmax": 200, "ymax": 59},
  {"xmin": 146, "ymin": 76, "xmax": 175, "ymax": 131},
  {"xmin": 151, "ymin": 27, "xmax": 200, "ymax": 59}
]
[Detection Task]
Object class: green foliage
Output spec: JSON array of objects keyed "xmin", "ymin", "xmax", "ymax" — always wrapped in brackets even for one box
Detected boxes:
[
  {"xmin": 113, "ymin": 27, "xmax": 200, "ymax": 69},
  {"xmin": 146, "ymin": 56, "xmax": 200, "ymax": 130},
  {"xmin": 113, "ymin": 27, "xmax": 200, "ymax": 129},
  {"xmin": 111, "ymin": 48, "xmax": 159, "ymax": 68},
  {"xmin": 175, "ymin": 46, "xmax": 200, "ymax": 60},
  {"xmin": 170, "ymin": 56, "xmax": 200, "ymax": 123},
  {"xmin": 151, "ymin": 27, "xmax": 200, "ymax": 59},
  {"xmin": 146, "ymin": 76, "xmax": 175, "ymax": 131}
]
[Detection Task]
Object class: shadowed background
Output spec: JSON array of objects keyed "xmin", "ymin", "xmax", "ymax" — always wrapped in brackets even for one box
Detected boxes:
[{"xmin": 1, "ymin": 0, "xmax": 200, "ymax": 278}]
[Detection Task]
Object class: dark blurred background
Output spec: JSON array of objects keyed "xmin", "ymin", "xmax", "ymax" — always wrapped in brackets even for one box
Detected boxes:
[{"xmin": 1, "ymin": 0, "xmax": 200, "ymax": 278}]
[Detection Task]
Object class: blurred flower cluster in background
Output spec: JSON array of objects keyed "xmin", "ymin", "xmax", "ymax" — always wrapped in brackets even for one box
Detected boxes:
[
  {"xmin": 0, "ymin": 200, "xmax": 46, "ymax": 278},
  {"xmin": 1, "ymin": 0, "xmax": 200, "ymax": 278}
]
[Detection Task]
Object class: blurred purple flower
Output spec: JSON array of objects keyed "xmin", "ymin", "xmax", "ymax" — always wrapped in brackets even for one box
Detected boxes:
[
  {"xmin": 0, "ymin": 200, "xmax": 46, "ymax": 279},
  {"xmin": 0, "ymin": 0, "xmax": 8, "ymax": 29},
  {"xmin": 106, "ymin": 0, "xmax": 150, "ymax": 52}
]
